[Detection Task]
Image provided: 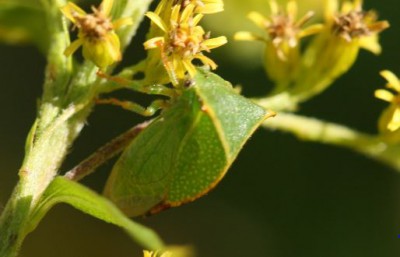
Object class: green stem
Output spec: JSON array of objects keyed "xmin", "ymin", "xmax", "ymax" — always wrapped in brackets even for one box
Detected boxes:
[
  {"xmin": 0, "ymin": 188, "xmax": 30, "ymax": 257},
  {"xmin": 0, "ymin": 0, "xmax": 75, "ymax": 255},
  {"xmin": 262, "ymin": 112, "xmax": 400, "ymax": 171},
  {"xmin": 255, "ymin": 92, "xmax": 299, "ymax": 112}
]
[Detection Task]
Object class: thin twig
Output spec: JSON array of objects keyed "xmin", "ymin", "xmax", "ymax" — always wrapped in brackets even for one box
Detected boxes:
[
  {"xmin": 64, "ymin": 120, "xmax": 153, "ymax": 181},
  {"xmin": 262, "ymin": 112, "xmax": 400, "ymax": 171}
]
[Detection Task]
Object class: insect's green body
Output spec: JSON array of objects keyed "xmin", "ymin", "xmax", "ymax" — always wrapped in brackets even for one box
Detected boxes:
[{"xmin": 104, "ymin": 69, "xmax": 270, "ymax": 217}]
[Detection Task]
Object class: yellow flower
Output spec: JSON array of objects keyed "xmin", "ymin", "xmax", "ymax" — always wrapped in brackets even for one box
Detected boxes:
[
  {"xmin": 144, "ymin": 3, "xmax": 227, "ymax": 85},
  {"xmin": 291, "ymin": 0, "xmax": 389, "ymax": 101},
  {"xmin": 234, "ymin": 0, "xmax": 323, "ymax": 61},
  {"xmin": 143, "ymin": 250, "xmax": 172, "ymax": 257},
  {"xmin": 325, "ymin": 0, "xmax": 389, "ymax": 54},
  {"xmin": 61, "ymin": 0, "xmax": 132, "ymax": 68},
  {"xmin": 234, "ymin": 0, "xmax": 322, "ymax": 86},
  {"xmin": 375, "ymin": 70, "xmax": 400, "ymax": 133}
]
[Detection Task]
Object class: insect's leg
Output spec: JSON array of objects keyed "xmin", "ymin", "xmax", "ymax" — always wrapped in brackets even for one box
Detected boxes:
[
  {"xmin": 96, "ymin": 98, "xmax": 167, "ymax": 117},
  {"xmin": 97, "ymin": 71, "xmax": 175, "ymax": 97}
]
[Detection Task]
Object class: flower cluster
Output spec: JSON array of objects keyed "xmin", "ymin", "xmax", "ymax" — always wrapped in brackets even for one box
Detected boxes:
[
  {"xmin": 61, "ymin": 0, "xmax": 132, "ymax": 68},
  {"xmin": 144, "ymin": 0, "xmax": 227, "ymax": 85},
  {"xmin": 292, "ymin": 0, "xmax": 389, "ymax": 99},
  {"xmin": 327, "ymin": 0, "xmax": 389, "ymax": 54},
  {"xmin": 62, "ymin": 0, "xmax": 226, "ymax": 85},
  {"xmin": 234, "ymin": 0, "xmax": 389, "ymax": 99}
]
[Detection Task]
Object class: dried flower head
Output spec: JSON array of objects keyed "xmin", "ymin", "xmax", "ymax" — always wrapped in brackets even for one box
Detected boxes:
[
  {"xmin": 61, "ymin": 0, "xmax": 132, "ymax": 68},
  {"xmin": 234, "ymin": 0, "xmax": 323, "ymax": 60},
  {"xmin": 326, "ymin": 0, "xmax": 389, "ymax": 54}
]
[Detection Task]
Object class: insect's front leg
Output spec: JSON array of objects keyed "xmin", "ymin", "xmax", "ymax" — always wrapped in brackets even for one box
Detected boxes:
[{"xmin": 96, "ymin": 98, "xmax": 168, "ymax": 117}]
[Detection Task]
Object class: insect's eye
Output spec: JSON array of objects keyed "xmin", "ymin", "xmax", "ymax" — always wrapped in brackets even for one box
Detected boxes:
[{"xmin": 183, "ymin": 79, "xmax": 195, "ymax": 88}]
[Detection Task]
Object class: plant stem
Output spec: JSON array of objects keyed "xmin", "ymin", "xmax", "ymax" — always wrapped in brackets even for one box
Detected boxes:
[
  {"xmin": 262, "ymin": 112, "xmax": 400, "ymax": 171},
  {"xmin": 0, "ymin": 112, "xmax": 85, "ymax": 257}
]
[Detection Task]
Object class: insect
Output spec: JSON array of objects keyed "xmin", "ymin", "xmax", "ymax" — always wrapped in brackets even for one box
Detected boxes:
[{"xmin": 104, "ymin": 68, "xmax": 271, "ymax": 217}]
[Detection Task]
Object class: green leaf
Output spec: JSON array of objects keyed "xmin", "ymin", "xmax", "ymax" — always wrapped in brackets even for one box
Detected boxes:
[
  {"xmin": 31, "ymin": 176, "xmax": 165, "ymax": 250},
  {"xmin": 104, "ymin": 69, "xmax": 271, "ymax": 217}
]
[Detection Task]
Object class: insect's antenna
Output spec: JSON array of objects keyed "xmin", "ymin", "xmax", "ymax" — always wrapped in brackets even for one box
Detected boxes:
[{"xmin": 157, "ymin": 41, "xmax": 179, "ymax": 86}]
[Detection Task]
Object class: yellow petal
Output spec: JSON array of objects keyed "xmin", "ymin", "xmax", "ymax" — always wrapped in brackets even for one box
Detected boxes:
[
  {"xmin": 60, "ymin": 2, "xmax": 86, "ymax": 23},
  {"xmin": 143, "ymin": 250, "xmax": 153, "ymax": 257},
  {"xmin": 143, "ymin": 36, "xmax": 164, "ymax": 49},
  {"xmin": 192, "ymin": 14, "xmax": 204, "ymax": 26},
  {"xmin": 234, "ymin": 31, "xmax": 264, "ymax": 41},
  {"xmin": 286, "ymin": 0, "xmax": 298, "ymax": 20},
  {"xmin": 368, "ymin": 20, "xmax": 390, "ymax": 33},
  {"xmin": 63, "ymin": 38, "xmax": 83, "ymax": 56},
  {"xmin": 248, "ymin": 11, "xmax": 269, "ymax": 28},
  {"xmin": 298, "ymin": 24, "xmax": 324, "ymax": 38},
  {"xmin": 113, "ymin": 17, "xmax": 133, "ymax": 30},
  {"xmin": 380, "ymin": 70, "xmax": 400, "ymax": 92},
  {"xmin": 197, "ymin": 3, "xmax": 224, "ymax": 14},
  {"xmin": 375, "ymin": 89, "xmax": 394, "ymax": 103},
  {"xmin": 388, "ymin": 107, "xmax": 400, "ymax": 131},
  {"xmin": 358, "ymin": 34, "xmax": 381, "ymax": 55},
  {"xmin": 341, "ymin": 1, "xmax": 354, "ymax": 13},
  {"xmin": 353, "ymin": 0, "xmax": 363, "ymax": 11},
  {"xmin": 146, "ymin": 12, "xmax": 168, "ymax": 32},
  {"xmin": 171, "ymin": 4, "xmax": 181, "ymax": 23},
  {"xmin": 324, "ymin": 0, "xmax": 338, "ymax": 22},
  {"xmin": 100, "ymin": 0, "xmax": 114, "ymax": 16},
  {"xmin": 203, "ymin": 36, "xmax": 227, "ymax": 49},
  {"xmin": 195, "ymin": 54, "xmax": 217, "ymax": 70},
  {"xmin": 180, "ymin": 4, "xmax": 195, "ymax": 23},
  {"xmin": 182, "ymin": 59, "xmax": 197, "ymax": 78},
  {"xmin": 154, "ymin": 0, "xmax": 168, "ymax": 15},
  {"xmin": 269, "ymin": 0, "xmax": 279, "ymax": 15}
]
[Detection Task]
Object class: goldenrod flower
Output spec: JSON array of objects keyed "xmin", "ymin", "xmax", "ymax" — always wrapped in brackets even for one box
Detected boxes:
[
  {"xmin": 326, "ymin": 0, "xmax": 389, "ymax": 54},
  {"xmin": 375, "ymin": 70, "xmax": 400, "ymax": 133},
  {"xmin": 234, "ymin": 0, "xmax": 323, "ymax": 61},
  {"xmin": 143, "ymin": 250, "xmax": 172, "ymax": 257},
  {"xmin": 144, "ymin": 3, "xmax": 227, "ymax": 85},
  {"xmin": 291, "ymin": 0, "xmax": 389, "ymax": 101},
  {"xmin": 234, "ymin": 0, "xmax": 322, "ymax": 87},
  {"xmin": 61, "ymin": 0, "xmax": 132, "ymax": 68}
]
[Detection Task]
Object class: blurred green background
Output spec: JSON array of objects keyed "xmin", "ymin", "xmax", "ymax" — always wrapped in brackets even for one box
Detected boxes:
[{"xmin": 1, "ymin": 0, "xmax": 400, "ymax": 256}]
